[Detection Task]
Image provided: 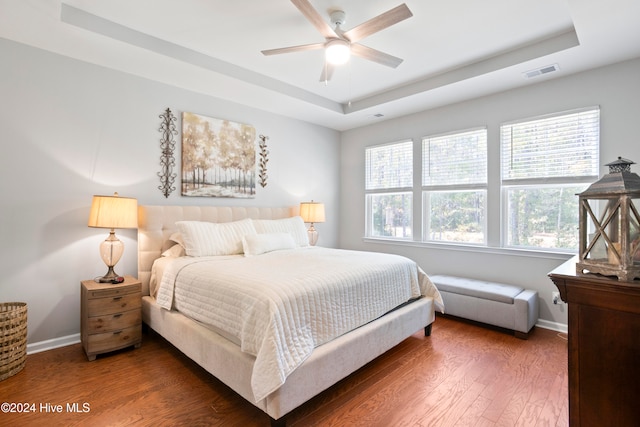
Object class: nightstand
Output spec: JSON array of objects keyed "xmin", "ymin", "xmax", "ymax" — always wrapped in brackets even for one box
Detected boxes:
[{"xmin": 81, "ymin": 275, "xmax": 142, "ymax": 361}]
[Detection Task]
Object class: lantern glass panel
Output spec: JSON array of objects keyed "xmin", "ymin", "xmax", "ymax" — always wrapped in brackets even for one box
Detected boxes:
[
  {"xmin": 583, "ymin": 198, "xmax": 619, "ymax": 262},
  {"xmin": 631, "ymin": 197, "xmax": 640, "ymax": 264}
]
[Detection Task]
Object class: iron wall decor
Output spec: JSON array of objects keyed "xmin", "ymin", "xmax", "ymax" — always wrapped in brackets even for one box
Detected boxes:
[
  {"xmin": 158, "ymin": 108, "xmax": 177, "ymax": 198},
  {"xmin": 258, "ymin": 134, "xmax": 269, "ymax": 188},
  {"xmin": 181, "ymin": 112, "xmax": 256, "ymax": 198}
]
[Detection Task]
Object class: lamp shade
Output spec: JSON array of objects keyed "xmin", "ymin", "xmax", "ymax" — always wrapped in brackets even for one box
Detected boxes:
[
  {"xmin": 88, "ymin": 193, "xmax": 138, "ymax": 229},
  {"xmin": 299, "ymin": 201, "xmax": 325, "ymax": 224}
]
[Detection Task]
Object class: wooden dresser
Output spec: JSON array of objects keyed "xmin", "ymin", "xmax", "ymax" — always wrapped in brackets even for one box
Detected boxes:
[
  {"xmin": 548, "ymin": 257, "xmax": 640, "ymax": 426},
  {"xmin": 81, "ymin": 276, "xmax": 142, "ymax": 361}
]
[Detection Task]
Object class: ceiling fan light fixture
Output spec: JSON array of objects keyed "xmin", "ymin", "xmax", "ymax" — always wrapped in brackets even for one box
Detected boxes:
[{"xmin": 325, "ymin": 39, "xmax": 350, "ymax": 65}]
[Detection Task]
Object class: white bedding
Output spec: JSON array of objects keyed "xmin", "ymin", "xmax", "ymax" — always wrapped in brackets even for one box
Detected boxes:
[{"xmin": 156, "ymin": 247, "xmax": 443, "ymax": 402}]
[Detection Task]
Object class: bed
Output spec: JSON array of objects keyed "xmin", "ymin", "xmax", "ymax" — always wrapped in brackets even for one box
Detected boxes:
[{"xmin": 137, "ymin": 205, "xmax": 443, "ymax": 425}]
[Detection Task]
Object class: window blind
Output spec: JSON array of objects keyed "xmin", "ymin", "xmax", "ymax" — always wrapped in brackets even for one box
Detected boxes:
[
  {"xmin": 501, "ymin": 107, "xmax": 600, "ymax": 181},
  {"xmin": 365, "ymin": 140, "xmax": 413, "ymax": 190},
  {"xmin": 422, "ymin": 128, "xmax": 487, "ymax": 187}
]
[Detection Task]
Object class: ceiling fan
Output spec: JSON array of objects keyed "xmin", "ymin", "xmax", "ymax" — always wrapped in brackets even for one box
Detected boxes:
[{"xmin": 261, "ymin": 0, "xmax": 413, "ymax": 81}]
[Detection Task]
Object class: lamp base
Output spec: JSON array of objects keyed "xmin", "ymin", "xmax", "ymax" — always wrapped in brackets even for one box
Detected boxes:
[
  {"xmin": 307, "ymin": 224, "xmax": 319, "ymax": 246},
  {"xmin": 97, "ymin": 266, "xmax": 122, "ymax": 283},
  {"xmin": 96, "ymin": 230, "xmax": 125, "ymax": 283}
]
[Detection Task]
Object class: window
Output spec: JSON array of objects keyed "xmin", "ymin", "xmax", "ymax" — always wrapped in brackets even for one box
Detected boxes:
[
  {"xmin": 365, "ymin": 140, "xmax": 413, "ymax": 238},
  {"xmin": 501, "ymin": 107, "xmax": 600, "ymax": 250},
  {"xmin": 363, "ymin": 106, "xmax": 599, "ymax": 255},
  {"xmin": 422, "ymin": 128, "xmax": 488, "ymax": 244}
]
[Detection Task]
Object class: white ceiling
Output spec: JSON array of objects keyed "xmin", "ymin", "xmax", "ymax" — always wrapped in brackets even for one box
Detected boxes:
[{"xmin": 1, "ymin": 0, "xmax": 640, "ymax": 131}]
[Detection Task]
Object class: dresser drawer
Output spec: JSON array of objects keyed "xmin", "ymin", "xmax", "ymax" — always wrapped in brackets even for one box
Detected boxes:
[
  {"xmin": 87, "ymin": 292, "xmax": 141, "ymax": 316},
  {"xmin": 86, "ymin": 309, "xmax": 141, "ymax": 334},
  {"xmin": 86, "ymin": 325, "xmax": 142, "ymax": 354}
]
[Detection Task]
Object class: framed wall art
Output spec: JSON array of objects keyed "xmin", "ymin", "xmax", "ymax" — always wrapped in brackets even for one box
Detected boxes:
[{"xmin": 181, "ymin": 112, "xmax": 256, "ymax": 198}]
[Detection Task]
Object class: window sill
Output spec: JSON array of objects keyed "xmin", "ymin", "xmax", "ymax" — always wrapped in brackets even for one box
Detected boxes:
[{"xmin": 362, "ymin": 237, "xmax": 575, "ymax": 261}]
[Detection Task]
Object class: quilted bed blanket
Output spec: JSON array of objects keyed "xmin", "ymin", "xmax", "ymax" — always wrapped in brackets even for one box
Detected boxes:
[{"xmin": 156, "ymin": 247, "xmax": 443, "ymax": 402}]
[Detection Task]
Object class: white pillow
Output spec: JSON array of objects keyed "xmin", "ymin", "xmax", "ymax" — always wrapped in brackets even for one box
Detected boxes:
[
  {"xmin": 176, "ymin": 219, "xmax": 257, "ymax": 256},
  {"xmin": 252, "ymin": 216, "xmax": 309, "ymax": 247},
  {"xmin": 242, "ymin": 233, "xmax": 296, "ymax": 257}
]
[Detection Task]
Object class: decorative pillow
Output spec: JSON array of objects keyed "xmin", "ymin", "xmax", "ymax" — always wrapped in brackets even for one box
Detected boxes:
[
  {"xmin": 169, "ymin": 232, "xmax": 185, "ymax": 248},
  {"xmin": 176, "ymin": 219, "xmax": 257, "ymax": 256},
  {"xmin": 161, "ymin": 244, "xmax": 185, "ymax": 258},
  {"xmin": 242, "ymin": 233, "xmax": 296, "ymax": 257},
  {"xmin": 252, "ymin": 216, "xmax": 309, "ymax": 247}
]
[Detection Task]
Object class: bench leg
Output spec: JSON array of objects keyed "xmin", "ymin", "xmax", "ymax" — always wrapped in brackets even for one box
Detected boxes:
[
  {"xmin": 424, "ymin": 323, "xmax": 432, "ymax": 337},
  {"xmin": 514, "ymin": 330, "xmax": 529, "ymax": 340}
]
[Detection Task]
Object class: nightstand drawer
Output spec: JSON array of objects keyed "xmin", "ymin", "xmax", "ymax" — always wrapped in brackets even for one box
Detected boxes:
[
  {"xmin": 86, "ymin": 325, "xmax": 142, "ymax": 354},
  {"xmin": 86, "ymin": 283, "xmax": 140, "ymax": 299},
  {"xmin": 87, "ymin": 292, "xmax": 141, "ymax": 316},
  {"xmin": 86, "ymin": 309, "xmax": 141, "ymax": 333}
]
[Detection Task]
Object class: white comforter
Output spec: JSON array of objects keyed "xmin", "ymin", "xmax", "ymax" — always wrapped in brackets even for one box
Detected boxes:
[{"xmin": 156, "ymin": 247, "xmax": 443, "ymax": 402}]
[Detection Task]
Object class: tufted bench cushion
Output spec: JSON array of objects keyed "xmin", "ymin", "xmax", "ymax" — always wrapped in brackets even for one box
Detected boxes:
[{"xmin": 430, "ymin": 275, "xmax": 539, "ymax": 339}]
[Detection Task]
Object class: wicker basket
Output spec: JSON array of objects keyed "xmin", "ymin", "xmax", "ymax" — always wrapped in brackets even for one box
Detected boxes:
[{"xmin": 0, "ymin": 302, "xmax": 27, "ymax": 381}]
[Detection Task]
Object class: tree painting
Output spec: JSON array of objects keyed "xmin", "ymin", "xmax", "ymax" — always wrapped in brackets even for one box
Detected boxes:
[{"xmin": 181, "ymin": 112, "xmax": 256, "ymax": 198}]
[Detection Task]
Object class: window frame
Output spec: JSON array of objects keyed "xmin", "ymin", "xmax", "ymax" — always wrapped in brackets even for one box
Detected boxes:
[
  {"xmin": 499, "ymin": 107, "xmax": 600, "ymax": 252},
  {"xmin": 421, "ymin": 127, "xmax": 488, "ymax": 245},
  {"xmin": 364, "ymin": 139, "xmax": 414, "ymax": 240}
]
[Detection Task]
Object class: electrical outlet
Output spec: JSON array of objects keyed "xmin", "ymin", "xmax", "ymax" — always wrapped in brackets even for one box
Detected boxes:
[{"xmin": 552, "ymin": 291, "xmax": 561, "ymax": 305}]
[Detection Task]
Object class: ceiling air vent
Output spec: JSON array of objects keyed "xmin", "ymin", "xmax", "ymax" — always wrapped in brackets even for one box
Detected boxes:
[
  {"xmin": 523, "ymin": 64, "xmax": 559, "ymax": 79},
  {"xmin": 365, "ymin": 113, "xmax": 385, "ymax": 121}
]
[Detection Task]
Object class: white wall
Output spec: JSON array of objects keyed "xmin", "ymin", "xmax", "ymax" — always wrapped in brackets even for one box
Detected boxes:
[
  {"xmin": 0, "ymin": 38, "xmax": 340, "ymax": 349},
  {"xmin": 340, "ymin": 57, "xmax": 640, "ymax": 330}
]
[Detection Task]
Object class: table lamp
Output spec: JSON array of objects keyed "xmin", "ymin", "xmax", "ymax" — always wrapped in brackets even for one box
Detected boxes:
[
  {"xmin": 87, "ymin": 192, "xmax": 138, "ymax": 283},
  {"xmin": 299, "ymin": 201, "xmax": 325, "ymax": 246}
]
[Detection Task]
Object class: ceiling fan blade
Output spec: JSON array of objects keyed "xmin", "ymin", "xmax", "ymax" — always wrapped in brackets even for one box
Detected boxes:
[
  {"xmin": 351, "ymin": 44, "xmax": 404, "ymax": 68},
  {"xmin": 343, "ymin": 4, "xmax": 413, "ymax": 43},
  {"xmin": 291, "ymin": 0, "xmax": 338, "ymax": 39},
  {"xmin": 319, "ymin": 62, "xmax": 335, "ymax": 82},
  {"xmin": 261, "ymin": 42, "xmax": 325, "ymax": 56}
]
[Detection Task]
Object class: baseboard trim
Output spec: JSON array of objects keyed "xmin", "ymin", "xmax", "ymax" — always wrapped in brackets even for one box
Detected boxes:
[
  {"xmin": 25, "ymin": 320, "xmax": 567, "ymax": 355},
  {"xmin": 536, "ymin": 319, "xmax": 568, "ymax": 334},
  {"xmin": 27, "ymin": 333, "xmax": 80, "ymax": 355}
]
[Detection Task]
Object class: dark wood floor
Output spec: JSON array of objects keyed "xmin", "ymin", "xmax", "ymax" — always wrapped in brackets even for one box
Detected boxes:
[{"xmin": 0, "ymin": 315, "xmax": 568, "ymax": 426}]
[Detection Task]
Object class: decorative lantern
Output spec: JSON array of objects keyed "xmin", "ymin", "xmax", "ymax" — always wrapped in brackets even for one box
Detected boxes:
[{"xmin": 576, "ymin": 157, "xmax": 640, "ymax": 281}]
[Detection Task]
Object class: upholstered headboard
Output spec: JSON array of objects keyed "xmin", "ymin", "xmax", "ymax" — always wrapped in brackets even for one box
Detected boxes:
[{"xmin": 137, "ymin": 205, "xmax": 295, "ymax": 295}]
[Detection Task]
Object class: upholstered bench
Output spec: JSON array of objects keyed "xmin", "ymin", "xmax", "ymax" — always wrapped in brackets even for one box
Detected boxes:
[{"xmin": 430, "ymin": 275, "xmax": 538, "ymax": 339}]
